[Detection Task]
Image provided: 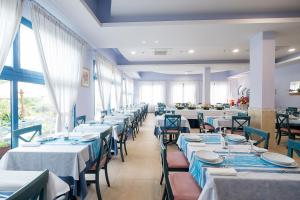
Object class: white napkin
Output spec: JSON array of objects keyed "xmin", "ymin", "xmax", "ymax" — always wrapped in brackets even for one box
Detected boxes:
[
  {"xmin": 207, "ymin": 167, "xmax": 237, "ymax": 176},
  {"xmin": 189, "ymin": 143, "xmax": 206, "ymax": 147},
  {"xmin": 20, "ymin": 142, "xmax": 41, "ymax": 147}
]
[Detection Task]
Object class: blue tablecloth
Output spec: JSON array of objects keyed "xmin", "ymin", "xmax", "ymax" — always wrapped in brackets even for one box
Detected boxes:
[{"xmin": 189, "ymin": 152, "xmax": 289, "ymax": 188}]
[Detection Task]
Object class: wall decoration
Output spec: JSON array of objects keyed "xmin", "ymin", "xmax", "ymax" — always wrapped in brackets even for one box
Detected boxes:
[
  {"xmin": 81, "ymin": 68, "xmax": 90, "ymax": 87},
  {"xmin": 289, "ymin": 81, "xmax": 300, "ymax": 95}
]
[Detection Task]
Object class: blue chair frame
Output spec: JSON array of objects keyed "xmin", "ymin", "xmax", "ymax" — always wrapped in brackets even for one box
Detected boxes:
[
  {"xmin": 12, "ymin": 125, "xmax": 42, "ymax": 148},
  {"xmin": 75, "ymin": 115, "xmax": 86, "ymax": 127},
  {"xmin": 162, "ymin": 115, "xmax": 181, "ymax": 144},
  {"xmin": 231, "ymin": 116, "xmax": 250, "ymax": 134},
  {"xmin": 244, "ymin": 126, "xmax": 270, "ymax": 149},
  {"xmin": 287, "ymin": 139, "xmax": 300, "ymax": 158}
]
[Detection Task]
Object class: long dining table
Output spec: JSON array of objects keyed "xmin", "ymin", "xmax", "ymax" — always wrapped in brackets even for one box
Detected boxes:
[{"xmin": 177, "ymin": 133, "xmax": 300, "ymax": 200}]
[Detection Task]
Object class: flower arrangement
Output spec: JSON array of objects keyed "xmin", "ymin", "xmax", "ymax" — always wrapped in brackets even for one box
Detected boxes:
[{"xmin": 237, "ymin": 96, "xmax": 249, "ymax": 105}]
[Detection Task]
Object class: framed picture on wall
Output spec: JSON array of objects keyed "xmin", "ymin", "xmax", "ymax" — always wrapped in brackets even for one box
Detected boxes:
[
  {"xmin": 81, "ymin": 68, "xmax": 90, "ymax": 87},
  {"xmin": 289, "ymin": 81, "xmax": 300, "ymax": 95}
]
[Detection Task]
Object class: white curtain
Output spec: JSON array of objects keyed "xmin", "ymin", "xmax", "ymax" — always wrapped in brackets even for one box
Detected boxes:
[
  {"xmin": 0, "ymin": 0, "xmax": 23, "ymax": 74},
  {"xmin": 211, "ymin": 81, "xmax": 229, "ymax": 104},
  {"xmin": 95, "ymin": 55, "xmax": 113, "ymax": 111},
  {"xmin": 170, "ymin": 81, "xmax": 197, "ymax": 104},
  {"xmin": 30, "ymin": 2, "xmax": 85, "ymax": 131},
  {"xmin": 113, "ymin": 69, "xmax": 122, "ymax": 109}
]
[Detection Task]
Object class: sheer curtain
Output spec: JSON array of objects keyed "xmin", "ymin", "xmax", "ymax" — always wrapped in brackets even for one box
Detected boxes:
[
  {"xmin": 211, "ymin": 81, "xmax": 229, "ymax": 104},
  {"xmin": 95, "ymin": 55, "xmax": 113, "ymax": 111},
  {"xmin": 139, "ymin": 81, "xmax": 165, "ymax": 111},
  {"xmin": 126, "ymin": 79, "xmax": 134, "ymax": 106},
  {"xmin": 113, "ymin": 69, "xmax": 122, "ymax": 109},
  {"xmin": 30, "ymin": 2, "xmax": 85, "ymax": 131},
  {"xmin": 170, "ymin": 81, "xmax": 196, "ymax": 104},
  {"xmin": 0, "ymin": 0, "xmax": 23, "ymax": 73}
]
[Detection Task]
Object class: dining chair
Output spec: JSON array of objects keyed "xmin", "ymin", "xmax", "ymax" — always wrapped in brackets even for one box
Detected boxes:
[
  {"xmin": 197, "ymin": 113, "xmax": 215, "ymax": 133},
  {"xmin": 117, "ymin": 118, "xmax": 129, "ymax": 162},
  {"xmin": 161, "ymin": 115, "xmax": 182, "ymax": 144},
  {"xmin": 237, "ymin": 112, "xmax": 248, "ymax": 117},
  {"xmin": 160, "ymin": 139, "xmax": 201, "ymax": 200},
  {"xmin": 230, "ymin": 116, "xmax": 250, "ymax": 135},
  {"xmin": 286, "ymin": 107, "xmax": 298, "ymax": 115},
  {"xmin": 287, "ymin": 139, "xmax": 300, "ymax": 158},
  {"xmin": 129, "ymin": 111, "xmax": 138, "ymax": 141},
  {"xmin": 159, "ymin": 137, "xmax": 189, "ymax": 185},
  {"xmin": 244, "ymin": 126, "xmax": 270, "ymax": 149},
  {"xmin": 75, "ymin": 115, "xmax": 86, "ymax": 127},
  {"xmin": 85, "ymin": 127, "xmax": 112, "ymax": 200},
  {"xmin": 101, "ymin": 110, "xmax": 107, "ymax": 118},
  {"xmin": 12, "ymin": 125, "xmax": 42, "ymax": 148},
  {"xmin": 276, "ymin": 113, "xmax": 300, "ymax": 145},
  {"xmin": 7, "ymin": 170, "xmax": 49, "ymax": 200}
]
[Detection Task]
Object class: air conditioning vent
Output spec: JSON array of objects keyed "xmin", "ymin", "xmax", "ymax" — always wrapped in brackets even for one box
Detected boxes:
[{"xmin": 153, "ymin": 48, "xmax": 170, "ymax": 56}]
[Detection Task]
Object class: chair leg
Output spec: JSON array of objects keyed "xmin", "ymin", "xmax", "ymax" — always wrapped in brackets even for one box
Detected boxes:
[
  {"xmin": 162, "ymin": 186, "xmax": 167, "ymax": 200},
  {"xmin": 95, "ymin": 171, "xmax": 102, "ymax": 200},
  {"xmin": 104, "ymin": 162, "xmax": 110, "ymax": 187},
  {"xmin": 124, "ymin": 142, "xmax": 128, "ymax": 155},
  {"xmin": 120, "ymin": 143, "xmax": 125, "ymax": 162},
  {"xmin": 277, "ymin": 133, "xmax": 281, "ymax": 145},
  {"xmin": 160, "ymin": 172, "xmax": 164, "ymax": 185}
]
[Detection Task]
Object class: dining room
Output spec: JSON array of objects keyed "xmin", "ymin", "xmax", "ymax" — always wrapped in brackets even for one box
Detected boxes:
[{"xmin": 1, "ymin": 0, "xmax": 300, "ymax": 200}]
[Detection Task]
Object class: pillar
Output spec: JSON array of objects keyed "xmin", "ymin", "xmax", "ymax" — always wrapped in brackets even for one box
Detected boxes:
[
  {"xmin": 202, "ymin": 67, "xmax": 211, "ymax": 105},
  {"xmin": 248, "ymin": 31, "xmax": 276, "ymax": 148}
]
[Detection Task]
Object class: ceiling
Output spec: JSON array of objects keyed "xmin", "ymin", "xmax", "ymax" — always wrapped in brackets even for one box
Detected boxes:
[{"xmin": 39, "ymin": 0, "xmax": 300, "ymax": 78}]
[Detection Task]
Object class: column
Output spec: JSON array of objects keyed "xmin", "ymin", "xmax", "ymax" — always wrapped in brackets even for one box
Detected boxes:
[
  {"xmin": 202, "ymin": 67, "xmax": 211, "ymax": 105},
  {"xmin": 248, "ymin": 31, "xmax": 276, "ymax": 147}
]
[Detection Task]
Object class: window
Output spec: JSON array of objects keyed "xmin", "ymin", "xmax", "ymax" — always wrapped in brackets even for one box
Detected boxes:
[
  {"xmin": 126, "ymin": 79, "xmax": 134, "ymax": 105},
  {"xmin": 210, "ymin": 81, "xmax": 228, "ymax": 104},
  {"xmin": 139, "ymin": 81, "xmax": 165, "ymax": 105},
  {"xmin": 0, "ymin": 80, "xmax": 11, "ymax": 147},
  {"xmin": 170, "ymin": 82, "xmax": 196, "ymax": 104}
]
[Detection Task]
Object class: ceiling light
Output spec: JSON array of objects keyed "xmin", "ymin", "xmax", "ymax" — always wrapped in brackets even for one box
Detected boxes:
[
  {"xmin": 141, "ymin": 40, "xmax": 146, "ymax": 44},
  {"xmin": 288, "ymin": 48, "xmax": 296, "ymax": 53},
  {"xmin": 232, "ymin": 48, "xmax": 239, "ymax": 53},
  {"xmin": 188, "ymin": 49, "xmax": 195, "ymax": 54},
  {"xmin": 154, "ymin": 40, "xmax": 159, "ymax": 44},
  {"xmin": 130, "ymin": 51, "xmax": 136, "ymax": 55}
]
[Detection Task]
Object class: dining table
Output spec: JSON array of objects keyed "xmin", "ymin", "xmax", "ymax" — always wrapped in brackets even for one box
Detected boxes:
[
  {"xmin": 177, "ymin": 133, "xmax": 300, "ymax": 200},
  {"xmin": 0, "ymin": 170, "xmax": 69, "ymax": 200},
  {"xmin": 0, "ymin": 131, "xmax": 107, "ymax": 199}
]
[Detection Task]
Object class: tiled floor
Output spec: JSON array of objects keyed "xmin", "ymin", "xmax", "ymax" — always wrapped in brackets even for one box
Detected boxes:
[{"xmin": 86, "ymin": 113, "xmax": 297, "ymax": 200}]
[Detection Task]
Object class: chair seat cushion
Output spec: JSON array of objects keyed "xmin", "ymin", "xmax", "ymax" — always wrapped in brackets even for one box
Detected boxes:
[
  {"xmin": 280, "ymin": 128, "xmax": 300, "ymax": 134},
  {"xmin": 204, "ymin": 124, "xmax": 214, "ymax": 131},
  {"xmin": 167, "ymin": 151, "xmax": 189, "ymax": 169},
  {"xmin": 169, "ymin": 172, "xmax": 202, "ymax": 200}
]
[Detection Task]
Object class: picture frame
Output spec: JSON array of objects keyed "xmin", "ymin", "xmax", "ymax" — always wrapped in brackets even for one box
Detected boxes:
[{"xmin": 81, "ymin": 68, "xmax": 90, "ymax": 87}]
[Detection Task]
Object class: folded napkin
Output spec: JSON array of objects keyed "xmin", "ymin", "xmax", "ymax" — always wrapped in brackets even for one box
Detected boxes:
[
  {"xmin": 20, "ymin": 142, "xmax": 41, "ymax": 147},
  {"xmin": 189, "ymin": 143, "xmax": 206, "ymax": 147},
  {"xmin": 207, "ymin": 167, "xmax": 237, "ymax": 176}
]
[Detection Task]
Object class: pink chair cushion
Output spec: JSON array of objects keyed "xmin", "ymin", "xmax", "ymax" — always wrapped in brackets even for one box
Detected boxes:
[
  {"xmin": 281, "ymin": 128, "xmax": 300, "ymax": 134},
  {"xmin": 204, "ymin": 124, "xmax": 214, "ymax": 131},
  {"xmin": 169, "ymin": 172, "xmax": 202, "ymax": 200},
  {"xmin": 167, "ymin": 151, "xmax": 189, "ymax": 169}
]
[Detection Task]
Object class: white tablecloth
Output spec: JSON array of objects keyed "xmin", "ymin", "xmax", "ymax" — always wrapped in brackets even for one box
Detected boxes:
[
  {"xmin": 175, "ymin": 109, "xmax": 245, "ymax": 120},
  {"xmin": 73, "ymin": 124, "xmax": 120, "ymax": 141},
  {"xmin": 0, "ymin": 170, "xmax": 69, "ymax": 200},
  {"xmin": 199, "ymin": 172, "xmax": 300, "ymax": 200},
  {"xmin": 155, "ymin": 115, "xmax": 191, "ymax": 130},
  {"xmin": 0, "ymin": 145, "xmax": 89, "ymax": 180}
]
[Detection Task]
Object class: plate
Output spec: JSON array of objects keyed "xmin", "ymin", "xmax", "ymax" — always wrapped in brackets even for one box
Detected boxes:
[
  {"xmin": 261, "ymin": 152, "xmax": 296, "ymax": 166},
  {"xmin": 195, "ymin": 150, "xmax": 220, "ymax": 163},
  {"xmin": 226, "ymin": 134, "xmax": 246, "ymax": 142},
  {"xmin": 261, "ymin": 155, "xmax": 298, "ymax": 168},
  {"xmin": 80, "ymin": 134, "xmax": 98, "ymax": 142},
  {"xmin": 184, "ymin": 136, "xmax": 202, "ymax": 142},
  {"xmin": 198, "ymin": 156, "xmax": 224, "ymax": 165}
]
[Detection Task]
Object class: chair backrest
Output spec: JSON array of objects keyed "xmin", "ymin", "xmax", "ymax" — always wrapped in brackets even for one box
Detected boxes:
[
  {"xmin": 8, "ymin": 170, "xmax": 49, "ymax": 200},
  {"xmin": 101, "ymin": 110, "xmax": 108, "ymax": 118},
  {"xmin": 244, "ymin": 126, "xmax": 270, "ymax": 149},
  {"xmin": 12, "ymin": 125, "xmax": 42, "ymax": 148},
  {"xmin": 276, "ymin": 113, "xmax": 290, "ymax": 130},
  {"xmin": 237, "ymin": 112, "xmax": 248, "ymax": 117},
  {"xmin": 197, "ymin": 112, "xmax": 205, "ymax": 130},
  {"xmin": 120, "ymin": 118, "xmax": 129, "ymax": 142},
  {"xmin": 160, "ymin": 136, "xmax": 174, "ymax": 200},
  {"xmin": 75, "ymin": 115, "xmax": 86, "ymax": 126},
  {"xmin": 164, "ymin": 115, "xmax": 181, "ymax": 131},
  {"xmin": 231, "ymin": 116, "xmax": 250, "ymax": 132},
  {"xmin": 95, "ymin": 127, "xmax": 112, "ymax": 170},
  {"xmin": 287, "ymin": 139, "xmax": 300, "ymax": 158},
  {"xmin": 286, "ymin": 107, "xmax": 298, "ymax": 115}
]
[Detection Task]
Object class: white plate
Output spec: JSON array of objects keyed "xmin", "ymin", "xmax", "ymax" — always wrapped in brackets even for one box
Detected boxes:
[
  {"xmin": 80, "ymin": 134, "xmax": 98, "ymax": 142},
  {"xmin": 261, "ymin": 155, "xmax": 298, "ymax": 168},
  {"xmin": 195, "ymin": 150, "xmax": 220, "ymax": 163},
  {"xmin": 198, "ymin": 156, "xmax": 224, "ymax": 165},
  {"xmin": 184, "ymin": 136, "xmax": 202, "ymax": 142},
  {"xmin": 261, "ymin": 152, "xmax": 296, "ymax": 166},
  {"xmin": 226, "ymin": 134, "xmax": 246, "ymax": 142}
]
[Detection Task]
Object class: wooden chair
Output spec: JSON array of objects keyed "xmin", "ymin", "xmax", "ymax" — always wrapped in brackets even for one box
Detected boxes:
[
  {"xmin": 287, "ymin": 139, "xmax": 300, "ymax": 158},
  {"xmin": 159, "ymin": 137, "xmax": 189, "ymax": 185},
  {"xmin": 161, "ymin": 115, "xmax": 181, "ymax": 144},
  {"xmin": 244, "ymin": 126, "xmax": 270, "ymax": 149},
  {"xmin": 237, "ymin": 112, "xmax": 248, "ymax": 117},
  {"xmin": 75, "ymin": 115, "xmax": 86, "ymax": 127},
  {"xmin": 230, "ymin": 116, "xmax": 250, "ymax": 135},
  {"xmin": 276, "ymin": 113, "xmax": 300, "ymax": 145},
  {"xmin": 85, "ymin": 127, "xmax": 112, "ymax": 200},
  {"xmin": 161, "ymin": 139, "xmax": 201, "ymax": 200},
  {"xmin": 7, "ymin": 170, "xmax": 49, "ymax": 200},
  {"xmin": 286, "ymin": 107, "xmax": 298, "ymax": 115},
  {"xmin": 117, "ymin": 118, "xmax": 130, "ymax": 162},
  {"xmin": 197, "ymin": 113, "xmax": 215, "ymax": 133},
  {"xmin": 12, "ymin": 125, "xmax": 42, "ymax": 148}
]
